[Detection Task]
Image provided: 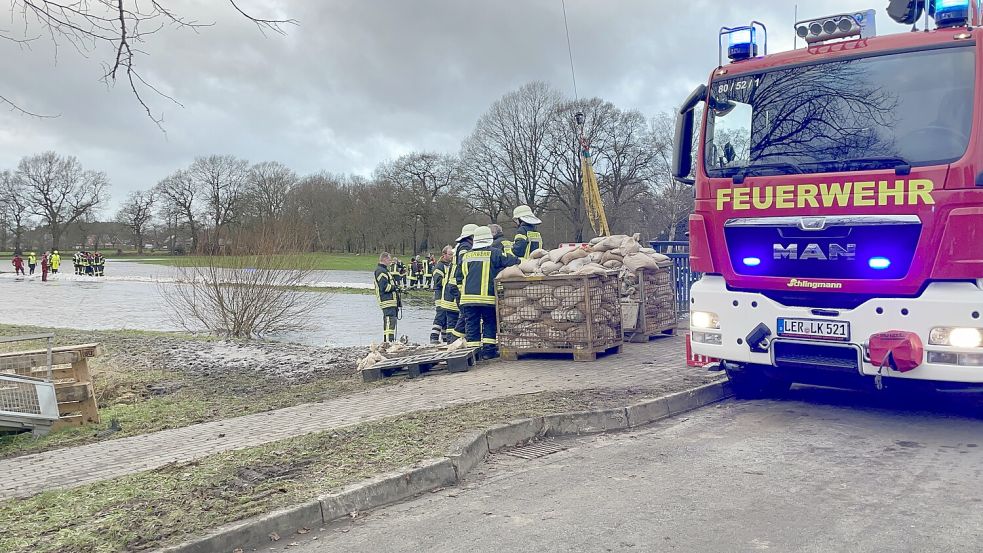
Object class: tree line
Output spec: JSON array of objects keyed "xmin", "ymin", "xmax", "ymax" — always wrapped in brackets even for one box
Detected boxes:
[{"xmin": 0, "ymin": 81, "xmax": 694, "ymax": 255}]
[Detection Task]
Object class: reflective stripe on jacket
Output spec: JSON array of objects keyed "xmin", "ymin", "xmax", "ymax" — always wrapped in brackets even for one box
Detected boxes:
[
  {"xmin": 458, "ymin": 246, "xmax": 519, "ymax": 306},
  {"xmin": 511, "ymin": 223, "xmax": 542, "ymax": 260},
  {"xmin": 374, "ymin": 263, "xmax": 398, "ymax": 309}
]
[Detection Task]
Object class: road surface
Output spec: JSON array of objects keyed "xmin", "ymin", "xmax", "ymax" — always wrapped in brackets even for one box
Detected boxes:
[{"xmin": 278, "ymin": 386, "xmax": 983, "ymax": 552}]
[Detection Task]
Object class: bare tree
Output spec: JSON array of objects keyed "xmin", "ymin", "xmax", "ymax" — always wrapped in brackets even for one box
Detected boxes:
[
  {"xmin": 245, "ymin": 161, "xmax": 297, "ymax": 222},
  {"xmin": 2, "ymin": 1, "xmax": 296, "ymax": 125},
  {"xmin": 115, "ymin": 189, "xmax": 155, "ymax": 253},
  {"xmin": 595, "ymin": 108, "xmax": 654, "ymax": 234},
  {"xmin": 160, "ymin": 229, "xmax": 329, "ymax": 338},
  {"xmin": 16, "ymin": 152, "xmax": 108, "ymax": 249},
  {"xmin": 188, "ymin": 154, "xmax": 250, "ymax": 252},
  {"xmin": 647, "ymin": 111, "xmax": 694, "ymax": 241},
  {"xmin": 377, "ymin": 152, "xmax": 460, "ymax": 252},
  {"xmin": 462, "ymin": 82, "xmax": 561, "ymax": 214},
  {"xmin": 0, "ymin": 170, "xmax": 32, "ymax": 251},
  {"xmin": 155, "ymin": 169, "xmax": 201, "ymax": 253}
]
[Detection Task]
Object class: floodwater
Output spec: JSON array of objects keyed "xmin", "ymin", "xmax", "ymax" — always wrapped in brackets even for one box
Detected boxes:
[{"xmin": 0, "ymin": 261, "xmax": 435, "ymax": 346}]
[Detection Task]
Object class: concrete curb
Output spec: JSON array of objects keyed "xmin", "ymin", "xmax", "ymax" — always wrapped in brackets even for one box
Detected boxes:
[{"xmin": 157, "ymin": 379, "xmax": 730, "ymax": 553}]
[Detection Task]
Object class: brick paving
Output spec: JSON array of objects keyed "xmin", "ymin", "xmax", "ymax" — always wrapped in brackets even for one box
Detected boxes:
[{"xmin": 0, "ymin": 335, "xmax": 717, "ymax": 499}]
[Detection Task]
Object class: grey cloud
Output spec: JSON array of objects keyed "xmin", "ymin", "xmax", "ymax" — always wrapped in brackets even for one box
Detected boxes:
[{"xmin": 0, "ymin": 0, "xmax": 911, "ymax": 211}]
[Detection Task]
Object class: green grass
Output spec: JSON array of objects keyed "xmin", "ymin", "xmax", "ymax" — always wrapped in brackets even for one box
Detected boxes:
[
  {"xmin": 0, "ymin": 325, "xmax": 373, "ymax": 459},
  {"xmin": 0, "ymin": 388, "xmax": 660, "ymax": 553}
]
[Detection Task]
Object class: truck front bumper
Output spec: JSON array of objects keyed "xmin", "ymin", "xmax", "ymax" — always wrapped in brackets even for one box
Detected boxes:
[{"xmin": 689, "ymin": 276, "xmax": 983, "ymax": 384}]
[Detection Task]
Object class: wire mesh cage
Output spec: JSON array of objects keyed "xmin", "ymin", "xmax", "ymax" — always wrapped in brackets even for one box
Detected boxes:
[
  {"xmin": 621, "ymin": 267, "xmax": 677, "ymax": 339},
  {"xmin": 496, "ymin": 271, "xmax": 622, "ymax": 358}
]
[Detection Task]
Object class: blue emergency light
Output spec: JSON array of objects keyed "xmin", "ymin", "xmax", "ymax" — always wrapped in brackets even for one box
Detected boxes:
[
  {"xmin": 742, "ymin": 256, "xmax": 762, "ymax": 267},
  {"xmin": 935, "ymin": 0, "xmax": 970, "ymax": 27},
  {"xmin": 868, "ymin": 257, "xmax": 892, "ymax": 270},
  {"xmin": 719, "ymin": 22, "xmax": 767, "ymax": 65},
  {"xmin": 728, "ymin": 28, "xmax": 757, "ymax": 61}
]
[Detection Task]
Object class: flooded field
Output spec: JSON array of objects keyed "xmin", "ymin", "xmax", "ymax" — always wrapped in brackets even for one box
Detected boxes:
[{"xmin": 0, "ymin": 261, "xmax": 434, "ymax": 346}]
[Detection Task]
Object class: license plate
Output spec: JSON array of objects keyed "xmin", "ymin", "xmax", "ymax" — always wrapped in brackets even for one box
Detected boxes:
[{"xmin": 777, "ymin": 318, "xmax": 850, "ymax": 341}]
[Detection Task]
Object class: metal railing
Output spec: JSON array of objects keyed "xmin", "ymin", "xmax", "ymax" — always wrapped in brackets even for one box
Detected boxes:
[
  {"xmin": 650, "ymin": 241, "xmax": 702, "ymax": 315},
  {"xmin": 0, "ymin": 374, "xmax": 59, "ymax": 420}
]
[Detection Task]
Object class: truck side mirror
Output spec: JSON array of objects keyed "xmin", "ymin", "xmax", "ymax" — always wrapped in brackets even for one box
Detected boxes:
[{"xmin": 672, "ymin": 84, "xmax": 707, "ymax": 185}]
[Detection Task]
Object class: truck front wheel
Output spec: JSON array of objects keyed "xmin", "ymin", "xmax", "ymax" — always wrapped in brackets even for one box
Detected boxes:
[{"xmin": 725, "ymin": 364, "xmax": 792, "ymax": 399}]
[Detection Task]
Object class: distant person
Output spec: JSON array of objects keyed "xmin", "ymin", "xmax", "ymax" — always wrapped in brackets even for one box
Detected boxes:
[
  {"xmin": 27, "ymin": 251, "xmax": 36, "ymax": 275},
  {"xmin": 374, "ymin": 252, "xmax": 399, "ymax": 342},
  {"xmin": 422, "ymin": 253, "xmax": 433, "ymax": 288},
  {"xmin": 40, "ymin": 251, "xmax": 50, "ymax": 282},
  {"xmin": 50, "ymin": 250, "xmax": 61, "ymax": 274},
  {"xmin": 511, "ymin": 205, "xmax": 543, "ymax": 260},
  {"xmin": 93, "ymin": 253, "xmax": 105, "ymax": 277},
  {"xmin": 12, "ymin": 254, "xmax": 24, "ymax": 276}
]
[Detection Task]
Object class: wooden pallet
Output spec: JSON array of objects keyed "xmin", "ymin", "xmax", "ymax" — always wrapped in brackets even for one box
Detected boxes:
[
  {"xmin": 499, "ymin": 342, "xmax": 622, "ymax": 362},
  {"xmin": 360, "ymin": 349, "xmax": 478, "ymax": 382},
  {"xmin": 0, "ymin": 343, "xmax": 101, "ymax": 430}
]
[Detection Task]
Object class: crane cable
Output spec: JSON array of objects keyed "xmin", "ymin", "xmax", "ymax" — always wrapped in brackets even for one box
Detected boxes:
[{"xmin": 561, "ymin": 0, "xmax": 610, "ymax": 237}]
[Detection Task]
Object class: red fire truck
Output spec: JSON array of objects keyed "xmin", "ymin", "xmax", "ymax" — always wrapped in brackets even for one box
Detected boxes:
[{"xmin": 676, "ymin": 1, "xmax": 983, "ymax": 396}]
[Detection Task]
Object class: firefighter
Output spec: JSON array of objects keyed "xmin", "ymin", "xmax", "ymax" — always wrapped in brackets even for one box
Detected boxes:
[
  {"xmin": 40, "ymin": 251, "xmax": 50, "ymax": 282},
  {"xmin": 408, "ymin": 256, "xmax": 419, "ymax": 289},
  {"xmin": 12, "ymin": 253, "xmax": 24, "ymax": 276},
  {"xmin": 27, "ymin": 252, "xmax": 36, "ymax": 275},
  {"xmin": 73, "ymin": 251, "xmax": 80, "ymax": 275},
  {"xmin": 375, "ymin": 252, "xmax": 399, "ymax": 342},
  {"xmin": 456, "ymin": 226, "xmax": 519, "ymax": 359},
  {"xmin": 50, "ymin": 250, "xmax": 61, "ymax": 274},
  {"xmin": 430, "ymin": 246, "xmax": 459, "ymax": 344},
  {"xmin": 448, "ymin": 223, "xmax": 477, "ymax": 341},
  {"xmin": 510, "ymin": 205, "xmax": 543, "ymax": 260},
  {"xmin": 422, "ymin": 253, "xmax": 433, "ymax": 288},
  {"xmin": 96, "ymin": 252, "xmax": 106, "ymax": 276}
]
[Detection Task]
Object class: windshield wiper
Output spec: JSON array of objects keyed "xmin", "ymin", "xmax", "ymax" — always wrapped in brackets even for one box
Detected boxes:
[
  {"xmin": 810, "ymin": 156, "xmax": 912, "ymax": 175},
  {"xmin": 732, "ymin": 162, "xmax": 802, "ymax": 183}
]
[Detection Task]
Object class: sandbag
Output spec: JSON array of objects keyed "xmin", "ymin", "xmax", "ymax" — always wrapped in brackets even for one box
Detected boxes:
[
  {"xmin": 502, "ymin": 295, "xmax": 528, "ymax": 307},
  {"xmin": 619, "ymin": 236, "xmax": 641, "ymax": 255},
  {"xmin": 602, "ymin": 259, "xmax": 623, "ymax": 269},
  {"xmin": 540, "ymin": 261, "xmax": 562, "ymax": 275},
  {"xmin": 576, "ymin": 264, "xmax": 609, "ymax": 276},
  {"xmin": 517, "ymin": 305, "xmax": 540, "ymax": 321},
  {"xmin": 537, "ymin": 295, "xmax": 562, "ymax": 310},
  {"xmin": 497, "ymin": 265, "xmax": 526, "ymax": 280},
  {"xmin": 592, "ymin": 234, "xmax": 627, "ymax": 252},
  {"xmin": 566, "ymin": 257, "xmax": 591, "ymax": 272},
  {"xmin": 548, "ymin": 246, "xmax": 577, "ymax": 263},
  {"xmin": 560, "ymin": 247, "xmax": 589, "ymax": 265},
  {"xmin": 623, "ymin": 252, "xmax": 659, "ymax": 272},
  {"xmin": 518, "ymin": 259, "xmax": 539, "ymax": 273},
  {"xmin": 530, "ymin": 248, "xmax": 549, "ymax": 260},
  {"xmin": 589, "ymin": 237, "xmax": 604, "ymax": 246},
  {"xmin": 600, "ymin": 251, "xmax": 623, "ymax": 264},
  {"xmin": 587, "ymin": 251, "xmax": 604, "ymax": 263}
]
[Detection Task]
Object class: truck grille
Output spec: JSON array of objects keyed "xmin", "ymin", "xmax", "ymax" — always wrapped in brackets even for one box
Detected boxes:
[
  {"xmin": 725, "ymin": 215, "xmax": 921, "ymax": 280},
  {"xmin": 773, "ymin": 341, "xmax": 861, "ymax": 373}
]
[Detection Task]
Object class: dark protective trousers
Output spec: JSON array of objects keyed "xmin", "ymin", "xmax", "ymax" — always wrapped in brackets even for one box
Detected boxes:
[
  {"xmin": 431, "ymin": 308, "xmax": 459, "ymax": 343},
  {"xmin": 382, "ymin": 307, "xmax": 398, "ymax": 342},
  {"xmin": 462, "ymin": 304, "xmax": 498, "ymax": 357}
]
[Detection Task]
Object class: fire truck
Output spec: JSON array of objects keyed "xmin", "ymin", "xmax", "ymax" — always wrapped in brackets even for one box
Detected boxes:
[{"xmin": 675, "ymin": 0, "xmax": 983, "ymax": 396}]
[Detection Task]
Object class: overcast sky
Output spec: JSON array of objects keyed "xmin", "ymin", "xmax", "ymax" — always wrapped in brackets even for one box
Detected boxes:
[{"xmin": 0, "ymin": 0, "xmax": 909, "ymax": 212}]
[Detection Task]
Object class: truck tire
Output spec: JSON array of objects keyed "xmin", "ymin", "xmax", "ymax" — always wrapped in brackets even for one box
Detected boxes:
[{"xmin": 725, "ymin": 365, "xmax": 791, "ymax": 399}]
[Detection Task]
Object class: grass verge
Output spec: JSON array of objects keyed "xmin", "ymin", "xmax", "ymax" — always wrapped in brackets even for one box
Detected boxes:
[
  {"xmin": 0, "ymin": 387, "xmax": 668, "ymax": 553},
  {"xmin": 0, "ymin": 325, "xmax": 372, "ymax": 459}
]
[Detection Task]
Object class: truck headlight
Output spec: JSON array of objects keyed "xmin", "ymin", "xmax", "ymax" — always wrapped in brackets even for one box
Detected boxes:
[
  {"xmin": 691, "ymin": 311, "xmax": 720, "ymax": 330},
  {"xmin": 929, "ymin": 327, "xmax": 983, "ymax": 348}
]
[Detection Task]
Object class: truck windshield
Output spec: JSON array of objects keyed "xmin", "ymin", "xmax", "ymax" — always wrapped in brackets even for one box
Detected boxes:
[{"xmin": 705, "ymin": 45, "xmax": 975, "ymax": 178}]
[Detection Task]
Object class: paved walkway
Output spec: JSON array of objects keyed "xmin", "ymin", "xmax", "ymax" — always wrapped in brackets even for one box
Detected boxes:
[{"xmin": 0, "ymin": 336, "xmax": 714, "ymax": 499}]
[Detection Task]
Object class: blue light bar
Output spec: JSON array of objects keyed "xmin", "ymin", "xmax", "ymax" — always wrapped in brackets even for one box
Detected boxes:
[
  {"xmin": 935, "ymin": 0, "xmax": 970, "ymax": 27},
  {"xmin": 868, "ymin": 257, "xmax": 892, "ymax": 270},
  {"xmin": 742, "ymin": 256, "xmax": 761, "ymax": 267},
  {"xmin": 725, "ymin": 27, "xmax": 758, "ymax": 61}
]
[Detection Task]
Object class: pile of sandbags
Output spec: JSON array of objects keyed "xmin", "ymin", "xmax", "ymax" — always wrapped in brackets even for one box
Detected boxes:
[
  {"xmin": 497, "ymin": 274, "xmax": 622, "ymax": 350},
  {"xmin": 497, "ymin": 234, "xmax": 671, "ymax": 280},
  {"xmin": 356, "ymin": 341, "xmax": 422, "ymax": 371}
]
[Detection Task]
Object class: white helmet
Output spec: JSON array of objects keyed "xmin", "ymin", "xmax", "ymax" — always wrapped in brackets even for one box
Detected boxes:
[
  {"xmin": 471, "ymin": 226, "xmax": 494, "ymax": 248},
  {"xmin": 512, "ymin": 205, "xmax": 542, "ymax": 225},
  {"xmin": 456, "ymin": 223, "xmax": 479, "ymax": 241}
]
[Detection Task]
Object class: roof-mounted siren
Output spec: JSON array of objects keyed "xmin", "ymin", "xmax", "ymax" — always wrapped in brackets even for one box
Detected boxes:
[
  {"xmin": 932, "ymin": 0, "xmax": 970, "ymax": 27},
  {"xmin": 719, "ymin": 22, "xmax": 767, "ymax": 65},
  {"xmin": 795, "ymin": 10, "xmax": 877, "ymax": 45}
]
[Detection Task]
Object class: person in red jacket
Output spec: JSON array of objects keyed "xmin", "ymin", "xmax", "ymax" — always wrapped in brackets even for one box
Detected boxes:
[
  {"xmin": 40, "ymin": 251, "xmax": 50, "ymax": 282},
  {"xmin": 12, "ymin": 254, "xmax": 24, "ymax": 276}
]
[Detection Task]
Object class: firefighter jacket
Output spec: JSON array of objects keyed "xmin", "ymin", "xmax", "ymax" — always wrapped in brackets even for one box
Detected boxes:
[
  {"xmin": 456, "ymin": 245, "xmax": 519, "ymax": 306},
  {"xmin": 433, "ymin": 259, "xmax": 459, "ymax": 311},
  {"xmin": 51, "ymin": 253, "xmax": 61, "ymax": 269},
  {"xmin": 423, "ymin": 258, "xmax": 432, "ymax": 277},
  {"xmin": 511, "ymin": 223, "xmax": 542, "ymax": 260},
  {"xmin": 374, "ymin": 263, "xmax": 398, "ymax": 309},
  {"xmin": 28, "ymin": 253, "xmax": 36, "ymax": 265},
  {"xmin": 451, "ymin": 238, "xmax": 473, "ymax": 287}
]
